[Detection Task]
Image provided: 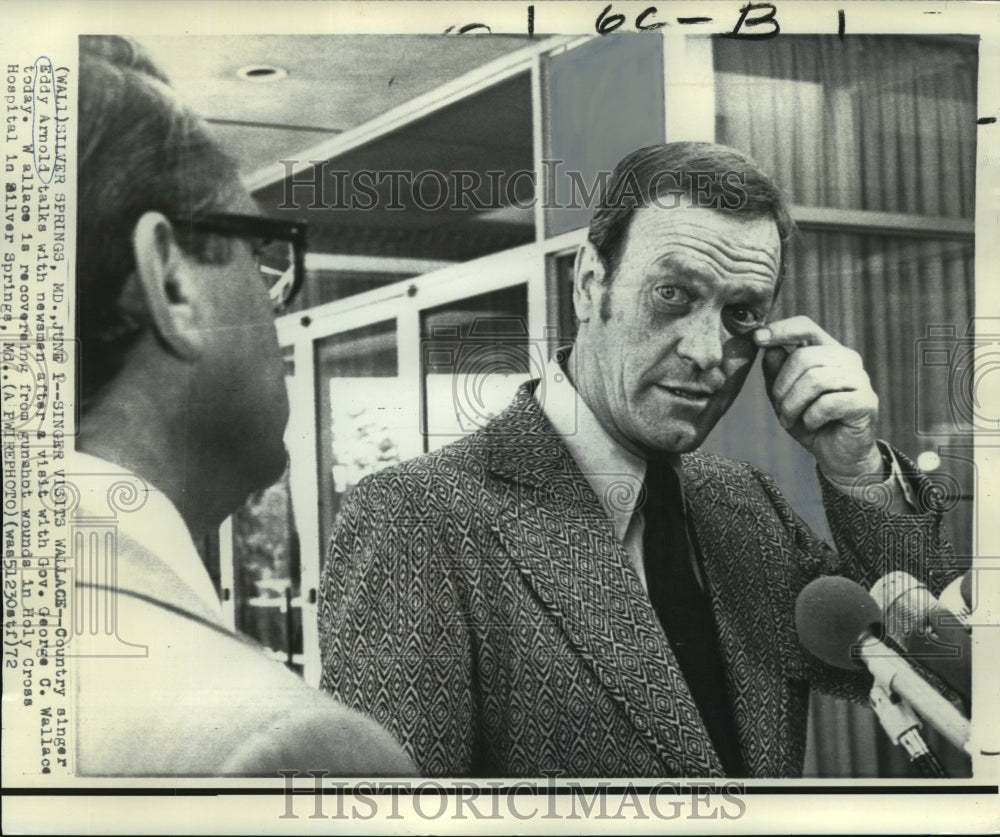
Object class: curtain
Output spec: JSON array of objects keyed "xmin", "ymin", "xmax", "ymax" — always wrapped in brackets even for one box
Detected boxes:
[
  {"xmin": 709, "ymin": 35, "xmax": 977, "ymax": 778},
  {"xmin": 714, "ymin": 35, "xmax": 977, "ymax": 217}
]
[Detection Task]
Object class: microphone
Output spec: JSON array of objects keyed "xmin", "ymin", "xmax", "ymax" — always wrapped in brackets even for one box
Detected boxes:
[
  {"xmin": 869, "ymin": 571, "xmax": 970, "ymax": 704},
  {"xmin": 939, "ymin": 571, "xmax": 974, "ymax": 629},
  {"xmin": 795, "ymin": 576, "xmax": 971, "ymax": 754}
]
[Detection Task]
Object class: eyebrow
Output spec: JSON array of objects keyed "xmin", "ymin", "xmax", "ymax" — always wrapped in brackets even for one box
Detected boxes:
[
  {"xmin": 649, "ymin": 255, "xmax": 776, "ymax": 301},
  {"xmin": 724, "ymin": 283, "xmax": 775, "ymax": 305}
]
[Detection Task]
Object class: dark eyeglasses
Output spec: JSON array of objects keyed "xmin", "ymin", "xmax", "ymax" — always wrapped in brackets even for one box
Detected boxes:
[{"xmin": 170, "ymin": 213, "xmax": 308, "ymax": 313}]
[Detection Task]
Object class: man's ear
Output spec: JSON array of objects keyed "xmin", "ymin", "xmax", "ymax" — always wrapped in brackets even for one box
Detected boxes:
[
  {"xmin": 572, "ymin": 241, "xmax": 607, "ymax": 325},
  {"xmin": 128, "ymin": 211, "xmax": 205, "ymax": 360}
]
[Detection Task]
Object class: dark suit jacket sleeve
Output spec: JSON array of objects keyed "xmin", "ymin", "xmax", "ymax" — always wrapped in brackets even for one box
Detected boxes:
[
  {"xmin": 318, "ymin": 470, "xmax": 476, "ymax": 776},
  {"xmin": 747, "ymin": 444, "xmax": 958, "ymax": 702}
]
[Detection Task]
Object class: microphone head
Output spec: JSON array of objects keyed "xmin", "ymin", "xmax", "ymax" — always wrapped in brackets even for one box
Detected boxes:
[
  {"xmin": 870, "ymin": 571, "xmax": 923, "ymax": 611},
  {"xmin": 960, "ymin": 570, "xmax": 973, "ymax": 610},
  {"xmin": 795, "ymin": 576, "xmax": 882, "ymax": 670},
  {"xmin": 870, "ymin": 571, "xmax": 937, "ymax": 638}
]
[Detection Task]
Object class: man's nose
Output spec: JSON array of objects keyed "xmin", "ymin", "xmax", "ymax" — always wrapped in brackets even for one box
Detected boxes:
[{"xmin": 675, "ymin": 311, "xmax": 725, "ymax": 371}]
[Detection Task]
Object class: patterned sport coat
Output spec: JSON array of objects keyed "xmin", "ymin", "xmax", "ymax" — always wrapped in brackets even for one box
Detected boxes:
[{"xmin": 319, "ymin": 382, "xmax": 955, "ymax": 778}]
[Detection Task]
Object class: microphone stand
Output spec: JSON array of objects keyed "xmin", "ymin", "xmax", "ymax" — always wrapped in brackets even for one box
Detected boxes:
[{"xmin": 869, "ymin": 684, "xmax": 948, "ymax": 778}]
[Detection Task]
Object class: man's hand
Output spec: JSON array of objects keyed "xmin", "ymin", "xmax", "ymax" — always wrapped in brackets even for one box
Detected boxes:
[{"xmin": 755, "ymin": 316, "xmax": 884, "ymax": 485}]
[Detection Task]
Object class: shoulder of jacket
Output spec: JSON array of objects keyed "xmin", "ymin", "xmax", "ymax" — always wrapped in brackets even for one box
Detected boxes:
[
  {"xmin": 346, "ymin": 434, "xmax": 489, "ymax": 512},
  {"xmin": 682, "ymin": 449, "xmax": 761, "ymax": 481}
]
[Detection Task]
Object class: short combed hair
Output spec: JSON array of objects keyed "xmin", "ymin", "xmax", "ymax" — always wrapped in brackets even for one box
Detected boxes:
[
  {"xmin": 587, "ymin": 142, "xmax": 794, "ymax": 282},
  {"xmin": 77, "ymin": 35, "xmax": 242, "ymax": 408}
]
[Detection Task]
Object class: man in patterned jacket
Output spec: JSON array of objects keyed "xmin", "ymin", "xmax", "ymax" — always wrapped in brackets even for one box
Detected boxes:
[{"xmin": 319, "ymin": 143, "xmax": 956, "ymax": 777}]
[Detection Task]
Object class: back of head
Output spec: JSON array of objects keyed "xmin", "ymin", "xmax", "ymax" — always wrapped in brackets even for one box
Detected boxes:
[
  {"xmin": 587, "ymin": 142, "xmax": 794, "ymax": 281},
  {"xmin": 77, "ymin": 36, "xmax": 241, "ymax": 409}
]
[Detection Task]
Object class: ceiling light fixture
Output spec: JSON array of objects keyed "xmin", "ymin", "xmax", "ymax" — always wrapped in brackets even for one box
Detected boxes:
[{"xmin": 236, "ymin": 65, "xmax": 288, "ymax": 83}]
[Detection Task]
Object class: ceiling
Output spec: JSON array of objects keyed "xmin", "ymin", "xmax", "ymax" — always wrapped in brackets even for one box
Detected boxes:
[
  {"xmin": 140, "ymin": 35, "xmax": 534, "ymax": 181},
  {"xmin": 140, "ymin": 35, "xmax": 540, "ymax": 270}
]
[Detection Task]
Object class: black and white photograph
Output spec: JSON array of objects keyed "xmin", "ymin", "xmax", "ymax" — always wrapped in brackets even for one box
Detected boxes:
[{"xmin": 2, "ymin": 1, "xmax": 998, "ymax": 833}]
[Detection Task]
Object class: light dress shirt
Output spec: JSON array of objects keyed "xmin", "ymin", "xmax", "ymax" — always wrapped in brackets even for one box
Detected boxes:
[
  {"xmin": 65, "ymin": 449, "xmax": 417, "ymax": 777},
  {"xmin": 67, "ymin": 449, "xmax": 223, "ymax": 622}
]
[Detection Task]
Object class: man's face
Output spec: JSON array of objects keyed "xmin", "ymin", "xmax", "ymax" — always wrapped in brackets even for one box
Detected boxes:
[
  {"xmin": 574, "ymin": 204, "xmax": 781, "ymax": 457},
  {"xmin": 190, "ymin": 191, "xmax": 290, "ymax": 491}
]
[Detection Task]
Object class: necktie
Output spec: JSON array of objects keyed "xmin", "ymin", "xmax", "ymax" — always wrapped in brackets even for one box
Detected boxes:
[{"xmin": 641, "ymin": 460, "xmax": 745, "ymax": 776}]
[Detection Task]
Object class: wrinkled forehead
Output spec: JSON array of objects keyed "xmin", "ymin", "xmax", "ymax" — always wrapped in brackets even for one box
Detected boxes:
[{"xmin": 620, "ymin": 204, "xmax": 782, "ymax": 283}]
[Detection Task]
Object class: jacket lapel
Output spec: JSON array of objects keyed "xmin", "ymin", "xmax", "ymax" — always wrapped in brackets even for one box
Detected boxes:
[
  {"xmin": 480, "ymin": 384, "xmax": 724, "ymax": 776},
  {"xmin": 682, "ymin": 455, "xmax": 802, "ymax": 777}
]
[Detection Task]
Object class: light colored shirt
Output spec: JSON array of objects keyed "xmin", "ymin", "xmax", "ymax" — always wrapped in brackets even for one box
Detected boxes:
[
  {"xmin": 67, "ymin": 449, "xmax": 222, "ymax": 621},
  {"xmin": 65, "ymin": 449, "xmax": 416, "ymax": 777},
  {"xmin": 537, "ymin": 357, "xmax": 669, "ymax": 592}
]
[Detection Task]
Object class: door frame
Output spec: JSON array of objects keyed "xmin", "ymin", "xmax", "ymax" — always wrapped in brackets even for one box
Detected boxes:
[{"xmin": 265, "ymin": 239, "xmax": 550, "ymax": 686}]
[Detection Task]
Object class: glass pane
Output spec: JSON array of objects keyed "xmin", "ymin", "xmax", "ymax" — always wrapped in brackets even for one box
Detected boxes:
[
  {"xmin": 257, "ymin": 239, "xmax": 293, "ymax": 278},
  {"xmin": 713, "ymin": 36, "xmax": 977, "ymax": 217},
  {"xmin": 420, "ymin": 286, "xmax": 531, "ymax": 451},
  {"xmin": 231, "ymin": 346, "xmax": 303, "ymax": 673},
  {"xmin": 545, "ymin": 34, "xmax": 665, "ymax": 237},
  {"xmin": 315, "ymin": 320, "xmax": 408, "ymax": 557},
  {"xmin": 548, "ymin": 251, "xmax": 578, "ymax": 354}
]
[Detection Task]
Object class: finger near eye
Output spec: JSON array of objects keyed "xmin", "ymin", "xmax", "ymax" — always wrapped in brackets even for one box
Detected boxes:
[{"xmin": 757, "ymin": 315, "xmax": 837, "ymax": 347}]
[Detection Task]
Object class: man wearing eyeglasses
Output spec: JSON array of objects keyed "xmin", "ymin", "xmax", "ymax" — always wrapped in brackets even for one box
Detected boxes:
[{"xmin": 69, "ymin": 35, "xmax": 415, "ymax": 777}]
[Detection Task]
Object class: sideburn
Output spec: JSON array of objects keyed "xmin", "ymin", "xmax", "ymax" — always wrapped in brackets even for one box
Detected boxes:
[{"xmin": 598, "ymin": 281, "xmax": 613, "ymax": 323}]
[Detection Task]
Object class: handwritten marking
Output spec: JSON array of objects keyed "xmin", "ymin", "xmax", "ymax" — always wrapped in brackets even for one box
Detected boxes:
[
  {"xmin": 596, "ymin": 4, "xmax": 626, "ymax": 35},
  {"xmin": 636, "ymin": 7, "xmax": 666, "ymax": 30},
  {"xmin": 722, "ymin": 3, "xmax": 780, "ymax": 40},
  {"xmin": 443, "ymin": 23, "xmax": 492, "ymax": 35},
  {"xmin": 31, "ymin": 57, "xmax": 60, "ymax": 186}
]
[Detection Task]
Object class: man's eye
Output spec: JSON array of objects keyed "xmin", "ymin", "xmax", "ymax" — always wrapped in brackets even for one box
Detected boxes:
[
  {"xmin": 726, "ymin": 306, "xmax": 765, "ymax": 333},
  {"xmin": 652, "ymin": 285, "xmax": 690, "ymax": 305}
]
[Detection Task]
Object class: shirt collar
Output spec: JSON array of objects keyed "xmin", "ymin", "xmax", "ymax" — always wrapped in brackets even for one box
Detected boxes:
[
  {"xmin": 537, "ymin": 354, "xmax": 649, "ymax": 541},
  {"xmin": 66, "ymin": 449, "xmax": 222, "ymax": 620}
]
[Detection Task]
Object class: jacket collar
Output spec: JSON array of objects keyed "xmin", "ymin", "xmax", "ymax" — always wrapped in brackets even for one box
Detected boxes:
[
  {"xmin": 483, "ymin": 380, "xmax": 713, "ymax": 496},
  {"xmin": 480, "ymin": 382, "xmax": 725, "ymax": 776}
]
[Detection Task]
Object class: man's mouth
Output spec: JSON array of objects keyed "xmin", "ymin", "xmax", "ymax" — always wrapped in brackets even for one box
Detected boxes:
[{"xmin": 660, "ymin": 384, "xmax": 715, "ymax": 402}]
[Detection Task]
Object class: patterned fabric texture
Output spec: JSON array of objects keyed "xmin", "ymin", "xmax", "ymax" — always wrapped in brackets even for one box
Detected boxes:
[{"xmin": 319, "ymin": 382, "xmax": 956, "ymax": 778}]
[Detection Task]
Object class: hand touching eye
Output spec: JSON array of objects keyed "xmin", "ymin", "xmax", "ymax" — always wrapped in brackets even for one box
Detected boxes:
[{"xmin": 755, "ymin": 316, "xmax": 882, "ymax": 484}]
